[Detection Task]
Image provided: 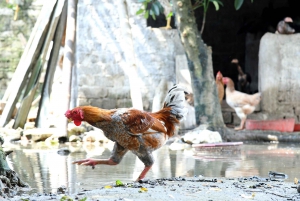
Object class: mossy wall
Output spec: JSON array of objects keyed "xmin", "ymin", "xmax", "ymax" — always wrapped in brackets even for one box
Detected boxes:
[{"xmin": 0, "ymin": 0, "xmax": 42, "ymax": 99}]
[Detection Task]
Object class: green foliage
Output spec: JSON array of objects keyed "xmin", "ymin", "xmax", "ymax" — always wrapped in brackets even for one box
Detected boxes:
[
  {"xmin": 116, "ymin": 180, "xmax": 124, "ymax": 186},
  {"xmin": 234, "ymin": 0, "xmax": 253, "ymax": 10},
  {"xmin": 60, "ymin": 196, "xmax": 73, "ymax": 201},
  {"xmin": 136, "ymin": 0, "xmax": 165, "ymax": 20},
  {"xmin": 193, "ymin": 0, "xmax": 223, "ymax": 11}
]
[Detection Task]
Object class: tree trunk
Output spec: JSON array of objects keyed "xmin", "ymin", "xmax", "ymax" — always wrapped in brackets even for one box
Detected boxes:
[{"xmin": 173, "ymin": 0, "xmax": 226, "ymax": 133}]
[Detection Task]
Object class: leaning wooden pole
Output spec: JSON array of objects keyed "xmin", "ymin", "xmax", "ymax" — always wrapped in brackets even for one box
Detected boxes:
[
  {"xmin": 36, "ymin": 0, "xmax": 68, "ymax": 128},
  {"xmin": 57, "ymin": 0, "xmax": 77, "ymax": 136},
  {"xmin": 0, "ymin": 0, "xmax": 58, "ymax": 128}
]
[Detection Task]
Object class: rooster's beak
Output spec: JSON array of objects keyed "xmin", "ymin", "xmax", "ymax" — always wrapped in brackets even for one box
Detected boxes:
[{"xmin": 67, "ymin": 118, "xmax": 72, "ymax": 123}]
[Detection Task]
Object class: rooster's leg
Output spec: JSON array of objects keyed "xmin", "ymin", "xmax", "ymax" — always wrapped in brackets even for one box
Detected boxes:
[
  {"xmin": 136, "ymin": 166, "xmax": 152, "ymax": 181},
  {"xmin": 235, "ymin": 117, "xmax": 246, "ymax": 130},
  {"xmin": 72, "ymin": 143, "xmax": 128, "ymax": 168},
  {"xmin": 161, "ymin": 18, "xmax": 172, "ymax": 30},
  {"xmin": 136, "ymin": 152, "xmax": 154, "ymax": 181}
]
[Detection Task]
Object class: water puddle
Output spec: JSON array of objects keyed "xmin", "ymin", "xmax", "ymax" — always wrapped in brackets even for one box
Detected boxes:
[{"xmin": 5, "ymin": 141, "xmax": 300, "ymax": 194}]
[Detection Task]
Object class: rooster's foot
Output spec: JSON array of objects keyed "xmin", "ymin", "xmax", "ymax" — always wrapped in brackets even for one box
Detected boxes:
[{"xmin": 234, "ymin": 127, "xmax": 244, "ymax": 131}]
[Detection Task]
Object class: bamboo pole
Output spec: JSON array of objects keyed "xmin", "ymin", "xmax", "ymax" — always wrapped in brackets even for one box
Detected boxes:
[
  {"xmin": 13, "ymin": 0, "xmax": 67, "ymax": 129},
  {"xmin": 36, "ymin": 0, "xmax": 68, "ymax": 128},
  {"xmin": 57, "ymin": 0, "xmax": 77, "ymax": 136}
]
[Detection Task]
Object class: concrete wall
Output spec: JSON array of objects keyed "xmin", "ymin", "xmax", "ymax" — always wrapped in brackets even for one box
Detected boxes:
[
  {"xmin": 259, "ymin": 33, "xmax": 300, "ymax": 122},
  {"xmin": 75, "ymin": 0, "xmax": 185, "ymax": 111}
]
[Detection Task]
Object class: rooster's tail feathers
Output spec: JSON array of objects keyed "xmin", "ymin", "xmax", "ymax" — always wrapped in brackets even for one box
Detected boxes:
[{"xmin": 163, "ymin": 85, "xmax": 188, "ymax": 121}]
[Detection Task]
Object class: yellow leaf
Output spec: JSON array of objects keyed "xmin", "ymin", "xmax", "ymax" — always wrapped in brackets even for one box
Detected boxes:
[
  {"xmin": 241, "ymin": 193, "xmax": 255, "ymax": 199},
  {"xmin": 139, "ymin": 187, "xmax": 148, "ymax": 193},
  {"xmin": 209, "ymin": 187, "xmax": 221, "ymax": 191},
  {"xmin": 104, "ymin": 185, "xmax": 112, "ymax": 189}
]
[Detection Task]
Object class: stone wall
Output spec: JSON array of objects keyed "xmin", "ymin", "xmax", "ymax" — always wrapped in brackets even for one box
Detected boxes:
[
  {"xmin": 259, "ymin": 33, "xmax": 300, "ymax": 122},
  {"xmin": 0, "ymin": 0, "xmax": 42, "ymax": 99},
  {"xmin": 75, "ymin": 0, "xmax": 185, "ymax": 111}
]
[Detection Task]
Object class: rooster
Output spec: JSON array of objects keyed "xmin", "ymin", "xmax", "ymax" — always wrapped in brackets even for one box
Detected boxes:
[
  {"xmin": 223, "ymin": 77, "xmax": 261, "ymax": 130},
  {"xmin": 276, "ymin": 17, "xmax": 295, "ymax": 34},
  {"xmin": 65, "ymin": 85, "xmax": 188, "ymax": 181},
  {"xmin": 215, "ymin": 71, "xmax": 224, "ymax": 103}
]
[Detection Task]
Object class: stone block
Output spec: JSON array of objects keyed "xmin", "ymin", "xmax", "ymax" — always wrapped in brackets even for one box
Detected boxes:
[
  {"xmin": 108, "ymin": 87, "xmax": 130, "ymax": 99},
  {"xmin": 93, "ymin": 75, "xmax": 114, "ymax": 87},
  {"xmin": 78, "ymin": 86, "xmax": 108, "ymax": 99},
  {"xmin": 117, "ymin": 99, "xmax": 132, "ymax": 108},
  {"xmin": 259, "ymin": 33, "xmax": 300, "ymax": 114},
  {"xmin": 78, "ymin": 98, "xmax": 90, "ymax": 106},
  {"xmin": 78, "ymin": 74, "xmax": 95, "ymax": 86},
  {"xmin": 232, "ymin": 113, "xmax": 240, "ymax": 126},
  {"xmin": 91, "ymin": 98, "xmax": 117, "ymax": 109},
  {"xmin": 295, "ymin": 107, "xmax": 300, "ymax": 115},
  {"xmin": 222, "ymin": 112, "xmax": 232, "ymax": 124}
]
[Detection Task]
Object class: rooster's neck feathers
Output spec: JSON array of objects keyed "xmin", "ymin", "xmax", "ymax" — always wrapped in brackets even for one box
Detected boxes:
[{"xmin": 79, "ymin": 106, "xmax": 114, "ymax": 123}]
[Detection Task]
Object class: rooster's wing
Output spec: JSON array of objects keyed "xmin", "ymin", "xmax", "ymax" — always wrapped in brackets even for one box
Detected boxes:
[{"xmin": 118, "ymin": 109, "xmax": 167, "ymax": 135}]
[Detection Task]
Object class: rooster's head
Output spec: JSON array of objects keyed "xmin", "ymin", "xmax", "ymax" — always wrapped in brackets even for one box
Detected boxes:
[
  {"xmin": 65, "ymin": 108, "xmax": 84, "ymax": 126},
  {"xmin": 222, "ymin": 77, "xmax": 231, "ymax": 85}
]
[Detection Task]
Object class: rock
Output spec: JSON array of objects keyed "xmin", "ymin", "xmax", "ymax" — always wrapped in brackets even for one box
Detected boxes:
[
  {"xmin": 23, "ymin": 128, "xmax": 56, "ymax": 142},
  {"xmin": 24, "ymin": 122, "xmax": 35, "ymax": 130},
  {"xmin": 182, "ymin": 126, "xmax": 222, "ymax": 144},
  {"xmin": 169, "ymin": 140, "xmax": 192, "ymax": 151},
  {"xmin": 45, "ymin": 136, "xmax": 59, "ymax": 145},
  {"xmin": 0, "ymin": 127, "xmax": 22, "ymax": 144},
  {"xmin": 57, "ymin": 148, "xmax": 70, "ymax": 156},
  {"xmin": 69, "ymin": 135, "xmax": 81, "ymax": 142},
  {"xmin": 67, "ymin": 123, "xmax": 86, "ymax": 137},
  {"xmin": 82, "ymin": 129, "xmax": 108, "ymax": 144}
]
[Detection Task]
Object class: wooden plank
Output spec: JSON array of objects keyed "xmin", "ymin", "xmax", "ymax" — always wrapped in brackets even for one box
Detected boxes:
[
  {"xmin": 0, "ymin": 0, "xmax": 58, "ymax": 128},
  {"xmin": 57, "ymin": 0, "xmax": 77, "ymax": 136},
  {"xmin": 13, "ymin": 0, "xmax": 67, "ymax": 129},
  {"xmin": 36, "ymin": 0, "xmax": 68, "ymax": 128}
]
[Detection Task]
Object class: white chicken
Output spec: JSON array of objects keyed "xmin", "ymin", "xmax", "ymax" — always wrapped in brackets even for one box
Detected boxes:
[{"xmin": 223, "ymin": 77, "xmax": 261, "ymax": 130}]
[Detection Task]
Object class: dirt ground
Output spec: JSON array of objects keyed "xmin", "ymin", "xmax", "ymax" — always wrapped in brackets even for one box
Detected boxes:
[{"xmin": 9, "ymin": 176, "xmax": 300, "ymax": 201}]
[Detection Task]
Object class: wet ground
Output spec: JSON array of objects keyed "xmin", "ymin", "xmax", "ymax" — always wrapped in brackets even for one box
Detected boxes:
[
  {"xmin": 9, "ymin": 176, "xmax": 300, "ymax": 201},
  {"xmin": 5, "ymin": 141, "xmax": 300, "ymax": 199}
]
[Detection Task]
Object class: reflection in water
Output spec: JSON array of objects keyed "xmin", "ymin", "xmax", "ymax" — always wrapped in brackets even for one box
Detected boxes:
[{"xmin": 5, "ymin": 142, "xmax": 300, "ymax": 194}]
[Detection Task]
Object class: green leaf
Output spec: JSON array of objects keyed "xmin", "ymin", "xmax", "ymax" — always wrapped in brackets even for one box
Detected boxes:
[
  {"xmin": 167, "ymin": 11, "xmax": 173, "ymax": 18},
  {"xmin": 136, "ymin": 8, "xmax": 144, "ymax": 15},
  {"xmin": 214, "ymin": 0, "xmax": 223, "ymax": 6},
  {"xmin": 116, "ymin": 180, "xmax": 124, "ymax": 186},
  {"xmin": 149, "ymin": 9, "xmax": 153, "ymax": 16},
  {"xmin": 60, "ymin": 196, "xmax": 73, "ymax": 201},
  {"xmin": 152, "ymin": 2, "xmax": 160, "ymax": 16},
  {"xmin": 212, "ymin": 1, "xmax": 219, "ymax": 11},
  {"xmin": 79, "ymin": 198, "xmax": 87, "ymax": 201},
  {"xmin": 151, "ymin": 13, "xmax": 156, "ymax": 20},
  {"xmin": 234, "ymin": 0, "xmax": 244, "ymax": 10},
  {"xmin": 144, "ymin": 10, "xmax": 149, "ymax": 19},
  {"xmin": 143, "ymin": 1, "xmax": 148, "ymax": 9}
]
